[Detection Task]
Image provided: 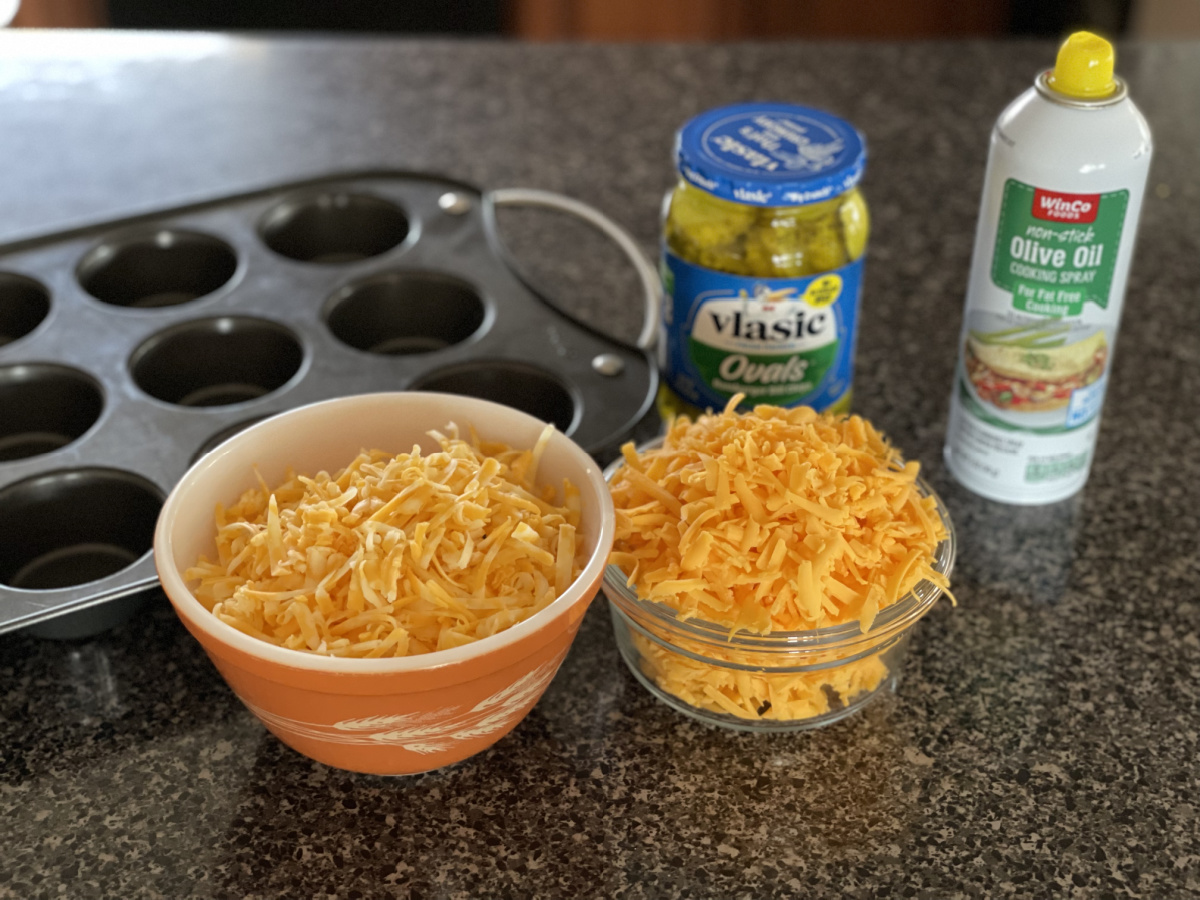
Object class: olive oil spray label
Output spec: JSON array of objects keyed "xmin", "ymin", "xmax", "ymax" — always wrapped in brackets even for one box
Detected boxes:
[
  {"xmin": 991, "ymin": 180, "xmax": 1128, "ymax": 317},
  {"xmin": 947, "ymin": 175, "xmax": 1141, "ymax": 504},
  {"xmin": 659, "ymin": 249, "xmax": 861, "ymax": 412}
]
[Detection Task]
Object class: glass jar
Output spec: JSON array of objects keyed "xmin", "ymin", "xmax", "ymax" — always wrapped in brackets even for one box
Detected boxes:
[{"xmin": 657, "ymin": 103, "xmax": 871, "ymax": 421}]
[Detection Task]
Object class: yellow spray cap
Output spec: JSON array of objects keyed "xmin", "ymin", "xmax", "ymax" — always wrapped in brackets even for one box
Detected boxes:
[{"xmin": 1047, "ymin": 31, "xmax": 1116, "ymax": 99}]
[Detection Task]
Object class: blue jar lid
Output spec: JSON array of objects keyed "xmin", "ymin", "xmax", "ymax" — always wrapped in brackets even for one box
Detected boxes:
[{"xmin": 675, "ymin": 102, "xmax": 866, "ymax": 207}]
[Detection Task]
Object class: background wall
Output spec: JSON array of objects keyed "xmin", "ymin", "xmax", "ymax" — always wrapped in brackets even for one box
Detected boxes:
[
  {"xmin": 8, "ymin": 0, "xmax": 1190, "ymax": 38},
  {"xmin": 7, "ymin": 0, "xmax": 1200, "ymax": 37}
]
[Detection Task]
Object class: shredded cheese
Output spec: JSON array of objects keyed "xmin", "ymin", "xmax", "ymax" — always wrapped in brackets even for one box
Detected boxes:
[
  {"xmin": 608, "ymin": 395, "xmax": 954, "ymax": 721},
  {"xmin": 637, "ymin": 635, "xmax": 890, "ymax": 723},
  {"xmin": 186, "ymin": 423, "xmax": 584, "ymax": 658}
]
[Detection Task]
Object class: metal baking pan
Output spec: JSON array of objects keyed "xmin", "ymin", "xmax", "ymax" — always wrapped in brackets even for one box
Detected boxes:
[{"xmin": 0, "ymin": 170, "xmax": 658, "ymax": 639}]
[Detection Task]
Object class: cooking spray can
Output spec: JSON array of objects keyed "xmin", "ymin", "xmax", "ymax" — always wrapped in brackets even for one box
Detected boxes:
[{"xmin": 944, "ymin": 32, "xmax": 1153, "ymax": 505}]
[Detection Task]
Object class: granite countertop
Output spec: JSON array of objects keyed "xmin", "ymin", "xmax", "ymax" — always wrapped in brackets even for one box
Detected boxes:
[{"xmin": 1, "ymin": 34, "xmax": 1198, "ymax": 899}]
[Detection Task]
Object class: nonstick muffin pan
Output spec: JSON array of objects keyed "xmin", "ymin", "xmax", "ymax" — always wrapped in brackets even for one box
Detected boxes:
[{"xmin": 0, "ymin": 170, "xmax": 657, "ymax": 638}]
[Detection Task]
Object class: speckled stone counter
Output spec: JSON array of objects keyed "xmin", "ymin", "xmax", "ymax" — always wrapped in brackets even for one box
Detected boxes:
[{"xmin": 1, "ymin": 34, "xmax": 1198, "ymax": 899}]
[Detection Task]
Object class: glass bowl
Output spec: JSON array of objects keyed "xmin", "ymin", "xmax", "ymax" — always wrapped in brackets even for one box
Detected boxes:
[{"xmin": 601, "ymin": 448, "xmax": 956, "ymax": 733}]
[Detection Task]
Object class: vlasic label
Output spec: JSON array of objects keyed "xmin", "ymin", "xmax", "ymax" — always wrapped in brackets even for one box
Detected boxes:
[
  {"xmin": 991, "ymin": 180, "xmax": 1128, "ymax": 317},
  {"xmin": 659, "ymin": 249, "xmax": 861, "ymax": 411}
]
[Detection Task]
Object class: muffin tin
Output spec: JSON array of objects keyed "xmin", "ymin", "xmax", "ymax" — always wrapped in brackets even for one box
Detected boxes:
[{"xmin": 0, "ymin": 170, "xmax": 657, "ymax": 637}]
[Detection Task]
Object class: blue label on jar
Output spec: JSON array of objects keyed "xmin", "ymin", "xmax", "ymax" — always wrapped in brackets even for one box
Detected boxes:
[{"xmin": 660, "ymin": 250, "xmax": 862, "ymax": 412}]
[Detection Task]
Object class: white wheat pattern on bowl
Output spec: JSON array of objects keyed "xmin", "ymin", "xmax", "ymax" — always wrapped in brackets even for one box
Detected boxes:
[{"xmin": 241, "ymin": 653, "xmax": 567, "ymax": 754}]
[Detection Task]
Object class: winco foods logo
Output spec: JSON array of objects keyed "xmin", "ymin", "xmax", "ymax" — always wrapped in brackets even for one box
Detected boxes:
[{"xmin": 1032, "ymin": 188, "xmax": 1100, "ymax": 223}]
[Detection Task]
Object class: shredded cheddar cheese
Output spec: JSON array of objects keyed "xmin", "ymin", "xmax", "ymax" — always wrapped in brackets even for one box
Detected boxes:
[
  {"xmin": 636, "ymin": 636, "xmax": 890, "ymax": 722},
  {"xmin": 186, "ymin": 424, "xmax": 584, "ymax": 658},
  {"xmin": 608, "ymin": 396, "xmax": 953, "ymax": 722}
]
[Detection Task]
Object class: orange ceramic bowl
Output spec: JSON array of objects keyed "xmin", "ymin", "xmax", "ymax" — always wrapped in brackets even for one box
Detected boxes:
[{"xmin": 154, "ymin": 392, "xmax": 614, "ymax": 775}]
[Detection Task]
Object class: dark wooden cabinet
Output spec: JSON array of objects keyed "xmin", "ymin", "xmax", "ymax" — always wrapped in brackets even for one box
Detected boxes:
[{"xmin": 506, "ymin": 0, "xmax": 1011, "ymax": 40}]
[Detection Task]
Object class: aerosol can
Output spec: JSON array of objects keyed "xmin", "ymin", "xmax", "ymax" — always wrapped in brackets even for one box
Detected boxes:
[{"xmin": 944, "ymin": 32, "xmax": 1153, "ymax": 504}]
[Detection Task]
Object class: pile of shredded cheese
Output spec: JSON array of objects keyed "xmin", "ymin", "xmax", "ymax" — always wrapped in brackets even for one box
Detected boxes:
[
  {"xmin": 186, "ymin": 424, "xmax": 584, "ymax": 658},
  {"xmin": 608, "ymin": 396, "xmax": 953, "ymax": 721},
  {"xmin": 637, "ymin": 637, "xmax": 889, "ymax": 722}
]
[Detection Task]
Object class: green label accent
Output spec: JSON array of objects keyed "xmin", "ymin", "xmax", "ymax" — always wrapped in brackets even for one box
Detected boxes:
[
  {"xmin": 990, "ymin": 180, "xmax": 1127, "ymax": 317},
  {"xmin": 1026, "ymin": 452, "xmax": 1089, "ymax": 483},
  {"xmin": 689, "ymin": 339, "xmax": 839, "ymax": 407}
]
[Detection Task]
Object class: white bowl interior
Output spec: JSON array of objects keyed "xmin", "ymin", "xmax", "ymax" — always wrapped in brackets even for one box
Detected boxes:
[{"xmin": 155, "ymin": 392, "xmax": 614, "ymax": 674}]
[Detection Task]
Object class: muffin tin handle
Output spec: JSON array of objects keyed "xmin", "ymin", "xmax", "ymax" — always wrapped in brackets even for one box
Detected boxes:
[{"xmin": 489, "ymin": 188, "xmax": 660, "ymax": 350}]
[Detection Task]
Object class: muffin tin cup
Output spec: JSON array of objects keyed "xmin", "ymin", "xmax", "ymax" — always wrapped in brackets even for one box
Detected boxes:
[
  {"xmin": 78, "ymin": 229, "xmax": 239, "ymax": 309},
  {"xmin": 0, "ymin": 364, "xmax": 104, "ymax": 462},
  {"xmin": 0, "ymin": 273, "xmax": 51, "ymax": 347},
  {"xmin": 0, "ymin": 170, "xmax": 658, "ymax": 638}
]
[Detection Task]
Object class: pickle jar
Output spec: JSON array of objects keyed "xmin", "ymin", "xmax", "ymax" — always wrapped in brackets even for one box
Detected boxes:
[{"xmin": 658, "ymin": 102, "xmax": 870, "ymax": 420}]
